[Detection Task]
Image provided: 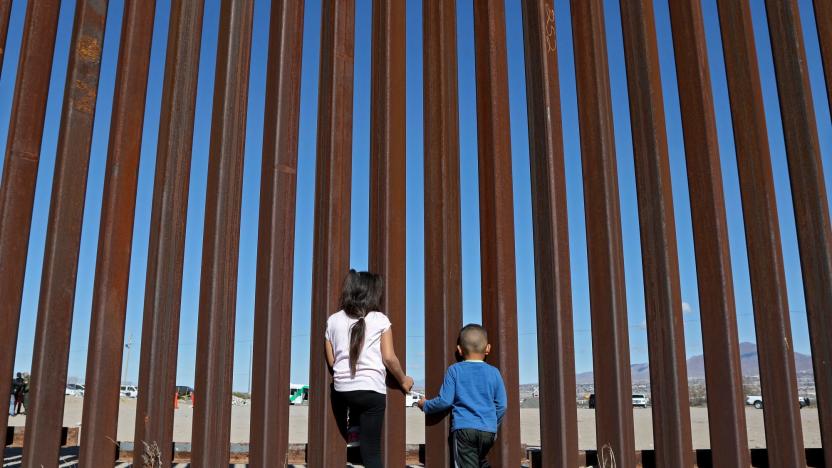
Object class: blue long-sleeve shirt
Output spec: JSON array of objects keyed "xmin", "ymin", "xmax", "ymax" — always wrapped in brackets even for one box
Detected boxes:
[{"xmin": 422, "ymin": 360, "xmax": 507, "ymax": 433}]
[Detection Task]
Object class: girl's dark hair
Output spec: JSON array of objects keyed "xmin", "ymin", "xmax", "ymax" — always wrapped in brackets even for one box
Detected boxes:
[{"xmin": 339, "ymin": 270, "xmax": 384, "ymax": 376}]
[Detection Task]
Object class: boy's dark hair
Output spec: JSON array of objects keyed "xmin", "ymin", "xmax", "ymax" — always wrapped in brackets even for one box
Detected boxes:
[
  {"xmin": 339, "ymin": 270, "xmax": 384, "ymax": 376},
  {"xmin": 458, "ymin": 324, "xmax": 488, "ymax": 354}
]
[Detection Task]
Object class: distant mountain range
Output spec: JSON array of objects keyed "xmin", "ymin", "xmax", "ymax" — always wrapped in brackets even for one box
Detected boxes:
[{"xmin": 575, "ymin": 342, "xmax": 814, "ymax": 384}]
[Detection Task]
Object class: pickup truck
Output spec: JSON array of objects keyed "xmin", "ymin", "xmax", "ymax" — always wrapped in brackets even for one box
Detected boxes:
[{"xmin": 746, "ymin": 395, "xmax": 811, "ymax": 409}]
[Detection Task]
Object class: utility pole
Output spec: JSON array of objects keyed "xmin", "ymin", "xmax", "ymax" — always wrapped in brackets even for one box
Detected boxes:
[{"xmin": 123, "ymin": 332, "xmax": 134, "ymax": 386}]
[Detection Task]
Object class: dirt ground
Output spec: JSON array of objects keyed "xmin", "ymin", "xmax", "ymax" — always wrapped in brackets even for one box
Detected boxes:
[{"xmin": 7, "ymin": 396, "xmax": 822, "ymax": 449}]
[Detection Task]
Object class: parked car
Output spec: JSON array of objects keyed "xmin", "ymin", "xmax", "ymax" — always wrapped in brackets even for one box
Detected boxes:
[
  {"xmin": 120, "ymin": 385, "xmax": 138, "ymax": 398},
  {"xmin": 405, "ymin": 392, "xmax": 424, "ymax": 407},
  {"xmin": 65, "ymin": 384, "xmax": 84, "ymax": 397},
  {"xmin": 746, "ymin": 395, "xmax": 811, "ymax": 409},
  {"xmin": 587, "ymin": 393, "xmax": 650, "ymax": 408},
  {"xmin": 632, "ymin": 394, "xmax": 649, "ymax": 408}
]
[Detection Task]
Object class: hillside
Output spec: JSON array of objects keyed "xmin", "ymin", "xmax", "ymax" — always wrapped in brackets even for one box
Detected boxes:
[{"xmin": 574, "ymin": 342, "xmax": 814, "ymax": 384}]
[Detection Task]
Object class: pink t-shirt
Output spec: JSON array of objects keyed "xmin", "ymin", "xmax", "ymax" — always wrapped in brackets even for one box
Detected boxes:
[{"xmin": 325, "ymin": 311, "xmax": 392, "ymax": 394}]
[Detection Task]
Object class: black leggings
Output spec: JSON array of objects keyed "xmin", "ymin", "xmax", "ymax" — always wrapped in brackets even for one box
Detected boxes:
[{"xmin": 337, "ymin": 390, "xmax": 386, "ymax": 468}]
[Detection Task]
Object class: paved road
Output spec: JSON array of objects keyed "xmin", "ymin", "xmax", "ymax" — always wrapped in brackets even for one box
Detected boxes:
[{"xmin": 7, "ymin": 396, "xmax": 823, "ymax": 449}]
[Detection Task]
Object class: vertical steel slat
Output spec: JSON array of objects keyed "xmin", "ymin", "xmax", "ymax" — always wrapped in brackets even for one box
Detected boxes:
[
  {"xmin": 0, "ymin": 0, "xmax": 61, "ymax": 455},
  {"xmin": 79, "ymin": 1, "xmax": 156, "ymax": 466},
  {"xmin": 368, "ymin": 0, "xmax": 406, "ymax": 466},
  {"xmin": 423, "ymin": 0, "xmax": 463, "ymax": 465},
  {"xmin": 191, "ymin": 0, "xmax": 254, "ymax": 464},
  {"xmin": 617, "ymin": 1, "xmax": 693, "ymax": 466},
  {"xmin": 569, "ymin": 1, "xmax": 636, "ymax": 466},
  {"xmin": 714, "ymin": 0, "xmax": 806, "ymax": 465},
  {"xmin": 129, "ymin": 1, "xmax": 204, "ymax": 467},
  {"xmin": 306, "ymin": 0, "xmax": 355, "ymax": 466},
  {"xmin": 814, "ymin": 0, "xmax": 832, "ymax": 119},
  {"xmin": 765, "ymin": 0, "xmax": 832, "ymax": 462},
  {"xmin": 0, "ymin": 0, "xmax": 13, "ymax": 78},
  {"xmin": 519, "ymin": 1, "xmax": 578, "ymax": 466},
  {"xmin": 249, "ymin": 0, "xmax": 304, "ymax": 466},
  {"xmin": 22, "ymin": 1, "xmax": 108, "ymax": 467},
  {"xmin": 666, "ymin": 1, "xmax": 750, "ymax": 466},
  {"xmin": 471, "ymin": 0, "xmax": 521, "ymax": 465}
]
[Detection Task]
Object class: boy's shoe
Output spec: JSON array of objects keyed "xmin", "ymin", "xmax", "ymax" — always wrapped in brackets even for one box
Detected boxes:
[{"xmin": 346, "ymin": 425, "xmax": 361, "ymax": 448}]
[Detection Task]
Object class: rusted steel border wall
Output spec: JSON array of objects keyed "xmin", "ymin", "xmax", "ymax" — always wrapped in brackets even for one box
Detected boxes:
[{"xmin": 0, "ymin": 1, "xmax": 829, "ymax": 466}]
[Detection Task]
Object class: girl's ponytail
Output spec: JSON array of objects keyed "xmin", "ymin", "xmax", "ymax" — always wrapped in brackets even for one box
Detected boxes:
[
  {"xmin": 349, "ymin": 313, "xmax": 367, "ymax": 376},
  {"xmin": 339, "ymin": 270, "xmax": 384, "ymax": 377}
]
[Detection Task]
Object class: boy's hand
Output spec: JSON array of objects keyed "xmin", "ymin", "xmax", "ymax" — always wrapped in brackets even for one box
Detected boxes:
[
  {"xmin": 417, "ymin": 397, "xmax": 426, "ymax": 410},
  {"xmin": 401, "ymin": 376, "xmax": 414, "ymax": 393}
]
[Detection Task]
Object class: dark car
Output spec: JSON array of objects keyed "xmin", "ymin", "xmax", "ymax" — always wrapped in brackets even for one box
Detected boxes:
[{"xmin": 588, "ymin": 394, "xmax": 596, "ymax": 409}]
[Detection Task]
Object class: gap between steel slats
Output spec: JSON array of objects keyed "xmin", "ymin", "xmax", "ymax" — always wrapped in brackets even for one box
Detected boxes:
[
  {"xmin": 368, "ymin": 0, "xmax": 407, "ymax": 466},
  {"xmin": 191, "ymin": 0, "xmax": 254, "ymax": 465},
  {"xmin": 306, "ymin": 0, "xmax": 355, "ymax": 466},
  {"xmin": 715, "ymin": 0, "xmax": 806, "ymax": 465},
  {"xmin": 24, "ymin": 1, "xmax": 108, "ymax": 467},
  {"xmin": 569, "ymin": 1, "xmax": 636, "ymax": 466},
  {"xmin": 130, "ymin": 1, "xmax": 204, "ymax": 467},
  {"xmin": 618, "ymin": 0, "xmax": 693, "ymax": 466},
  {"xmin": 813, "ymin": 0, "xmax": 832, "ymax": 120},
  {"xmin": 471, "ymin": 0, "xmax": 522, "ymax": 466},
  {"xmin": 667, "ymin": 1, "xmax": 750, "ymax": 466},
  {"xmin": 519, "ymin": 0, "xmax": 578, "ymax": 466},
  {"xmin": 765, "ymin": 0, "xmax": 832, "ymax": 463},
  {"xmin": 422, "ymin": 0, "xmax": 463, "ymax": 466},
  {"xmin": 0, "ymin": 0, "xmax": 62, "ymax": 457},
  {"xmin": 249, "ymin": 0, "xmax": 304, "ymax": 466}
]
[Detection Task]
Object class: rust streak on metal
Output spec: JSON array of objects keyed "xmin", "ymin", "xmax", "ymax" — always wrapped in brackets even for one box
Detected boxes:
[
  {"xmin": 423, "ymin": 0, "xmax": 463, "ymax": 465},
  {"xmin": 0, "ymin": 0, "xmax": 61, "ymax": 456},
  {"xmin": 130, "ymin": 1, "xmax": 204, "ymax": 467},
  {"xmin": 715, "ymin": 0, "xmax": 805, "ymax": 465},
  {"xmin": 191, "ymin": 0, "xmax": 254, "ymax": 464},
  {"xmin": 472, "ymin": 0, "xmax": 521, "ymax": 465},
  {"xmin": 570, "ymin": 1, "xmax": 635, "ymax": 466},
  {"xmin": 520, "ymin": 1, "xmax": 577, "ymax": 465},
  {"xmin": 618, "ymin": 0, "xmax": 693, "ymax": 466},
  {"xmin": 307, "ymin": 1, "xmax": 355, "ymax": 466},
  {"xmin": 23, "ymin": 2, "xmax": 108, "ymax": 467},
  {"xmin": 765, "ymin": 0, "xmax": 832, "ymax": 462},
  {"xmin": 369, "ymin": 0, "xmax": 407, "ymax": 466},
  {"xmin": 814, "ymin": 0, "xmax": 832, "ymax": 119},
  {"xmin": 667, "ymin": 1, "xmax": 750, "ymax": 466},
  {"xmin": 79, "ymin": 2, "xmax": 156, "ymax": 467},
  {"xmin": 249, "ymin": 0, "xmax": 304, "ymax": 466}
]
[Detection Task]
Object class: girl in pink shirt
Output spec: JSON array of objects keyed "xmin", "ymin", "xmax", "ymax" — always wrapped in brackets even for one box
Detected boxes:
[{"xmin": 325, "ymin": 270, "xmax": 413, "ymax": 467}]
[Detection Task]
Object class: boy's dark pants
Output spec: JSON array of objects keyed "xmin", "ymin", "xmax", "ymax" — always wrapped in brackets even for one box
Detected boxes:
[{"xmin": 452, "ymin": 429, "xmax": 496, "ymax": 468}]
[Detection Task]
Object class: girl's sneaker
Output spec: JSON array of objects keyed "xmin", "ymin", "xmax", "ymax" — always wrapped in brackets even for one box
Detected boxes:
[{"xmin": 346, "ymin": 425, "xmax": 361, "ymax": 448}]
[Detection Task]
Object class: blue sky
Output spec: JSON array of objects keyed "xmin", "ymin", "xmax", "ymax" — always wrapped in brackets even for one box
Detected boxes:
[{"xmin": 4, "ymin": 0, "xmax": 831, "ymax": 392}]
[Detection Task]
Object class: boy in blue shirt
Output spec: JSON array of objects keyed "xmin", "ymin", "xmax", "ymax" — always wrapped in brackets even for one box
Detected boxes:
[{"xmin": 417, "ymin": 324, "xmax": 507, "ymax": 467}]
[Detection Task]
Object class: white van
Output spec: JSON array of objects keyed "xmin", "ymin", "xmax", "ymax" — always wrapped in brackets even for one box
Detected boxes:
[
  {"xmin": 120, "ymin": 385, "xmax": 138, "ymax": 398},
  {"xmin": 405, "ymin": 392, "xmax": 423, "ymax": 407}
]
